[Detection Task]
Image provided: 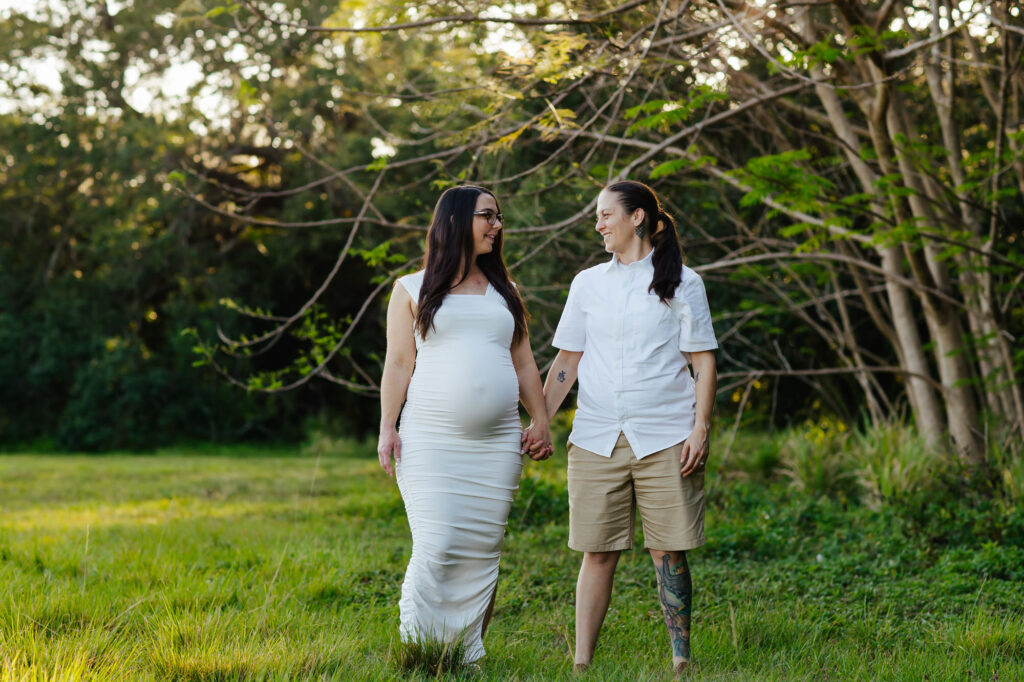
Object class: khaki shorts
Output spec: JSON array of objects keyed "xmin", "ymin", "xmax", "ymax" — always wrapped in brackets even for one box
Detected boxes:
[{"xmin": 567, "ymin": 432, "xmax": 706, "ymax": 552}]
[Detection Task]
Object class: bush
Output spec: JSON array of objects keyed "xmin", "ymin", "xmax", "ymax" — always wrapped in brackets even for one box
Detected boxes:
[
  {"xmin": 777, "ymin": 418, "xmax": 859, "ymax": 503},
  {"xmin": 849, "ymin": 420, "xmax": 949, "ymax": 509}
]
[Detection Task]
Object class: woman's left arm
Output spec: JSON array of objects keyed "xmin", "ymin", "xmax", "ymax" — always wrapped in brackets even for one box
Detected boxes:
[
  {"xmin": 511, "ymin": 335, "xmax": 553, "ymax": 460},
  {"xmin": 680, "ymin": 350, "xmax": 718, "ymax": 476}
]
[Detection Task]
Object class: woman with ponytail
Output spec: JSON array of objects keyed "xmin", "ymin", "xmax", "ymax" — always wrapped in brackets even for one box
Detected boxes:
[
  {"xmin": 377, "ymin": 185, "xmax": 553, "ymax": 665},
  {"xmin": 536, "ymin": 180, "xmax": 718, "ymax": 674}
]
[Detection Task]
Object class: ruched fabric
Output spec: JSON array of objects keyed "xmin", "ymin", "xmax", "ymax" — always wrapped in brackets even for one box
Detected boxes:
[{"xmin": 394, "ymin": 271, "xmax": 523, "ymax": 663}]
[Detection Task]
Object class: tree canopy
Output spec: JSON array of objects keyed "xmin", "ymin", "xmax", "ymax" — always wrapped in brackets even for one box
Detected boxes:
[{"xmin": 2, "ymin": 0, "xmax": 1021, "ymax": 462}]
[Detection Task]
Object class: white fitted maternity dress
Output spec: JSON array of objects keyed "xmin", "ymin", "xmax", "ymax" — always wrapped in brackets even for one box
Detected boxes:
[{"xmin": 394, "ymin": 270, "xmax": 523, "ymax": 663}]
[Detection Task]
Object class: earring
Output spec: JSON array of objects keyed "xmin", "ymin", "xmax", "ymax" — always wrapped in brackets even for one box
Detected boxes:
[{"xmin": 634, "ymin": 223, "xmax": 646, "ymax": 238}]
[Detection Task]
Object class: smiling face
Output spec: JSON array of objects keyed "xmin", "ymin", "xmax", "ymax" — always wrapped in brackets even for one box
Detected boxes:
[
  {"xmin": 471, "ymin": 192, "xmax": 503, "ymax": 257},
  {"xmin": 595, "ymin": 189, "xmax": 644, "ymax": 254}
]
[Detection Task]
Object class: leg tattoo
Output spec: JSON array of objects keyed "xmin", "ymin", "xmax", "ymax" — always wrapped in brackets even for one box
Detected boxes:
[{"xmin": 655, "ymin": 552, "xmax": 692, "ymax": 661}]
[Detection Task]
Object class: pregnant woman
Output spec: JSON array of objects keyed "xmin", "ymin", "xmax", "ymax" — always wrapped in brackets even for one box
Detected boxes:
[{"xmin": 377, "ymin": 185, "xmax": 553, "ymax": 665}]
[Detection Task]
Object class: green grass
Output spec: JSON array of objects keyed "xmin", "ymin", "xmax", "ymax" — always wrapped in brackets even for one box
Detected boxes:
[{"xmin": 1, "ymin": 435, "xmax": 1022, "ymax": 681}]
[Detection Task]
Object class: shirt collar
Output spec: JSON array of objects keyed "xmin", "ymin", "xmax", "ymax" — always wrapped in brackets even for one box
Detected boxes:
[{"xmin": 605, "ymin": 248, "xmax": 655, "ymax": 273}]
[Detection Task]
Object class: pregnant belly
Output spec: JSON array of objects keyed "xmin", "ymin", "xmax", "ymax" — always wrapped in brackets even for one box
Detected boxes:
[
  {"xmin": 452, "ymin": 364, "xmax": 518, "ymax": 432},
  {"xmin": 407, "ymin": 358, "xmax": 519, "ymax": 437}
]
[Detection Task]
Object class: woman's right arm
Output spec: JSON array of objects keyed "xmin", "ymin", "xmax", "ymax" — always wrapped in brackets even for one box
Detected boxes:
[
  {"xmin": 378, "ymin": 283, "xmax": 416, "ymax": 476},
  {"xmin": 542, "ymin": 349, "xmax": 583, "ymax": 420}
]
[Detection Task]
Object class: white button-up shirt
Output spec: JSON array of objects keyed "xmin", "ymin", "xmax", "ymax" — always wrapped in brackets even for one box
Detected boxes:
[{"xmin": 552, "ymin": 251, "xmax": 718, "ymax": 459}]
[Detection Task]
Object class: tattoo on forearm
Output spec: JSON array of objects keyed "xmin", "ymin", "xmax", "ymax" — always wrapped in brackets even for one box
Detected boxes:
[
  {"xmin": 656, "ymin": 553, "xmax": 692, "ymax": 661},
  {"xmin": 694, "ymin": 370, "xmax": 701, "ymax": 384},
  {"xmin": 557, "ymin": 370, "xmax": 566, "ymax": 383}
]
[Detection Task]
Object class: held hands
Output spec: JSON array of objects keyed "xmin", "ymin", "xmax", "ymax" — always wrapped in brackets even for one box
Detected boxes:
[
  {"xmin": 680, "ymin": 423, "xmax": 709, "ymax": 477},
  {"xmin": 520, "ymin": 420, "xmax": 554, "ymax": 461},
  {"xmin": 377, "ymin": 426, "xmax": 402, "ymax": 476}
]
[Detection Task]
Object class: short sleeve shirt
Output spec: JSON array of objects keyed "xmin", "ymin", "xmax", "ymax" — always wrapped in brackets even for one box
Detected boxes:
[{"xmin": 552, "ymin": 251, "xmax": 718, "ymax": 459}]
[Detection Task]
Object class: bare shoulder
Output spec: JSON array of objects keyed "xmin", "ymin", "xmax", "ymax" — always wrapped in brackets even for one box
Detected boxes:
[{"xmin": 389, "ymin": 280, "xmax": 417, "ymax": 318}]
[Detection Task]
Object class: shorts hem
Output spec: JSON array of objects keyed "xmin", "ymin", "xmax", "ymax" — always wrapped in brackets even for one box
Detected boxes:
[
  {"xmin": 643, "ymin": 537, "xmax": 706, "ymax": 551},
  {"xmin": 568, "ymin": 540, "xmax": 633, "ymax": 553}
]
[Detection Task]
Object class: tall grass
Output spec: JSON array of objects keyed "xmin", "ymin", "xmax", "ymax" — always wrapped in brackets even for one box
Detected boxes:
[
  {"xmin": 850, "ymin": 421, "xmax": 947, "ymax": 508},
  {"xmin": 748, "ymin": 417, "xmax": 969, "ymax": 508},
  {"xmin": 776, "ymin": 420, "xmax": 859, "ymax": 501},
  {"xmin": 392, "ymin": 635, "xmax": 471, "ymax": 677}
]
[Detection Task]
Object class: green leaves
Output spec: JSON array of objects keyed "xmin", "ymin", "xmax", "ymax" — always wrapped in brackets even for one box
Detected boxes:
[
  {"xmin": 728, "ymin": 148, "xmax": 835, "ymax": 213},
  {"xmin": 649, "ymin": 159, "xmax": 689, "ymax": 180},
  {"xmin": 204, "ymin": 3, "xmax": 240, "ymax": 19},
  {"xmin": 531, "ymin": 32, "xmax": 588, "ymax": 84},
  {"xmin": 536, "ymin": 105, "xmax": 577, "ymax": 142},
  {"xmin": 351, "ymin": 241, "xmax": 404, "ymax": 268},
  {"xmin": 848, "ymin": 25, "xmax": 912, "ymax": 57},
  {"xmin": 648, "ymin": 148, "xmax": 717, "ymax": 180},
  {"xmin": 625, "ymin": 87, "xmax": 728, "ymax": 135},
  {"xmin": 236, "ymin": 79, "xmax": 259, "ymax": 109}
]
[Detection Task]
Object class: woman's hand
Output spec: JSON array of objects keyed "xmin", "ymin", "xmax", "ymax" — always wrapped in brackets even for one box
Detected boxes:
[
  {"xmin": 521, "ymin": 420, "xmax": 554, "ymax": 461},
  {"xmin": 680, "ymin": 423, "xmax": 709, "ymax": 476},
  {"xmin": 378, "ymin": 426, "xmax": 402, "ymax": 476}
]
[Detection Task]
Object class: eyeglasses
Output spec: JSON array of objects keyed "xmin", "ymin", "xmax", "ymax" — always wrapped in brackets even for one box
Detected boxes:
[{"xmin": 473, "ymin": 210, "xmax": 504, "ymax": 226}]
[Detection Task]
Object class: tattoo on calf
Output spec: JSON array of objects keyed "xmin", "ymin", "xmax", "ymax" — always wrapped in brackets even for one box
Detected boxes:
[
  {"xmin": 655, "ymin": 553, "xmax": 693, "ymax": 661},
  {"xmin": 557, "ymin": 370, "xmax": 566, "ymax": 383}
]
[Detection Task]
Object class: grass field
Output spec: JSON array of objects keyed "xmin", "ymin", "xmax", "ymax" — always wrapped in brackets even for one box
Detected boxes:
[{"xmin": 1, "ymin": 434, "xmax": 1022, "ymax": 680}]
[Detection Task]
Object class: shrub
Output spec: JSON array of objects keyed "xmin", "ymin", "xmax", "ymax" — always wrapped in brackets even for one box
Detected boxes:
[
  {"xmin": 777, "ymin": 419, "xmax": 859, "ymax": 502},
  {"xmin": 849, "ymin": 421, "xmax": 949, "ymax": 509}
]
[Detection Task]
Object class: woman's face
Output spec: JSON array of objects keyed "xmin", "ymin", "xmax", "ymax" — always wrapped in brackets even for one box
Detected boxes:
[
  {"xmin": 471, "ymin": 193, "xmax": 503, "ymax": 257},
  {"xmin": 595, "ymin": 190, "xmax": 643, "ymax": 254}
]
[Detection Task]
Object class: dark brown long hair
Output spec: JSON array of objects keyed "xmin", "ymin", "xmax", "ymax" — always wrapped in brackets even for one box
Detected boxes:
[
  {"xmin": 606, "ymin": 180, "xmax": 684, "ymax": 303},
  {"xmin": 415, "ymin": 185, "xmax": 527, "ymax": 344}
]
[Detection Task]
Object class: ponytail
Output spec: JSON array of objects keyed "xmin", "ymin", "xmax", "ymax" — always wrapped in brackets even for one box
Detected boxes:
[{"xmin": 648, "ymin": 208, "xmax": 683, "ymax": 302}]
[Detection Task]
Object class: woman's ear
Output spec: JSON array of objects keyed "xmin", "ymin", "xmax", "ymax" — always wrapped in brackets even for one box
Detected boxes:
[{"xmin": 633, "ymin": 208, "xmax": 645, "ymax": 226}]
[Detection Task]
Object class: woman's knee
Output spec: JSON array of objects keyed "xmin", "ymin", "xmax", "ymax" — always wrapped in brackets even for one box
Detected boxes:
[{"xmin": 583, "ymin": 550, "xmax": 621, "ymax": 568}]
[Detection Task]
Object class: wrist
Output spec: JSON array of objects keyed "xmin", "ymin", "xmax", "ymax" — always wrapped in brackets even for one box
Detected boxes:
[{"xmin": 380, "ymin": 422, "xmax": 397, "ymax": 433}]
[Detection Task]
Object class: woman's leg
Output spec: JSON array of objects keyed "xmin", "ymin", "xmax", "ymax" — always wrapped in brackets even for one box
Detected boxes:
[
  {"xmin": 575, "ymin": 550, "xmax": 621, "ymax": 668},
  {"xmin": 649, "ymin": 549, "xmax": 692, "ymax": 668}
]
